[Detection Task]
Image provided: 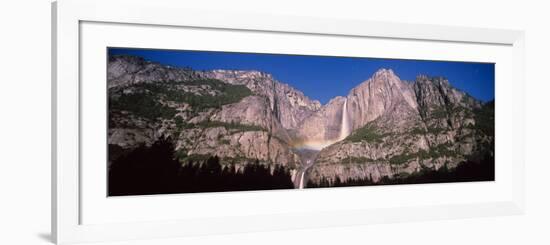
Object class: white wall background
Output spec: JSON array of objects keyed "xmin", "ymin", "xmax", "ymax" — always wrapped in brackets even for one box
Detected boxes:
[{"xmin": 0, "ymin": 0, "xmax": 548, "ymax": 244}]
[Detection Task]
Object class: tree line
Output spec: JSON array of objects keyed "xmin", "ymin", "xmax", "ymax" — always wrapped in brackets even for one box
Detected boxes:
[{"xmin": 108, "ymin": 138, "xmax": 294, "ymax": 196}]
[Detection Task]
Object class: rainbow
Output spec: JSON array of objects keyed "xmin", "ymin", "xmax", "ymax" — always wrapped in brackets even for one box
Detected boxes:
[{"xmin": 292, "ymin": 98, "xmax": 351, "ymax": 151}]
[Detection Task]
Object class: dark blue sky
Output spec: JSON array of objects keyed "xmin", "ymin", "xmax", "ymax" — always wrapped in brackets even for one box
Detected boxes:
[{"xmin": 109, "ymin": 48, "xmax": 495, "ymax": 104}]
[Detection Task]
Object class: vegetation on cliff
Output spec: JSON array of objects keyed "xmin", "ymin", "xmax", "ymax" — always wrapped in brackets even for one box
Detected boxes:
[{"xmin": 109, "ymin": 78, "xmax": 253, "ymax": 121}]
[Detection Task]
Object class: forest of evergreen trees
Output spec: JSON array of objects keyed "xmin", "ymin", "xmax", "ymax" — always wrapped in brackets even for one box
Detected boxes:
[{"xmin": 108, "ymin": 138, "xmax": 294, "ymax": 196}]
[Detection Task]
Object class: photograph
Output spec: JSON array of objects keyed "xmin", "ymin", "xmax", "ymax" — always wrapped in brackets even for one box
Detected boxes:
[
  {"xmin": 107, "ymin": 48, "xmax": 495, "ymax": 196},
  {"xmin": 5, "ymin": 0, "xmax": 546, "ymax": 244}
]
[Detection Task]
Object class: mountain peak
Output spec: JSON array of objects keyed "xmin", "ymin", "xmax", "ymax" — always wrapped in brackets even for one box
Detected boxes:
[
  {"xmin": 374, "ymin": 68, "xmax": 395, "ymax": 75},
  {"xmin": 370, "ymin": 68, "xmax": 400, "ymax": 83},
  {"xmin": 416, "ymin": 74, "xmax": 450, "ymax": 87},
  {"xmin": 366, "ymin": 68, "xmax": 402, "ymax": 89},
  {"xmin": 109, "ymin": 54, "xmax": 148, "ymax": 65},
  {"xmin": 207, "ymin": 69, "xmax": 274, "ymax": 80}
]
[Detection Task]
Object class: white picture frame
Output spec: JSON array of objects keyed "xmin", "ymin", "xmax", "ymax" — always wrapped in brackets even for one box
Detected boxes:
[{"xmin": 52, "ymin": 0, "xmax": 525, "ymax": 244}]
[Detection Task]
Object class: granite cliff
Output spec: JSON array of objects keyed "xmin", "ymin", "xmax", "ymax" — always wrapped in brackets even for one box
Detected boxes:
[{"xmin": 305, "ymin": 70, "xmax": 493, "ymax": 185}]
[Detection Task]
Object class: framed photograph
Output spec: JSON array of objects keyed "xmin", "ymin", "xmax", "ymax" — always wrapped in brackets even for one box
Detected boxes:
[{"xmin": 52, "ymin": 0, "xmax": 525, "ymax": 244}]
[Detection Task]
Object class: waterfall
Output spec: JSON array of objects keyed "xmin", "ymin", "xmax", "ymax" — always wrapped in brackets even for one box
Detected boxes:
[
  {"xmin": 339, "ymin": 98, "xmax": 350, "ymax": 140},
  {"xmin": 299, "ymin": 171, "xmax": 305, "ymax": 189}
]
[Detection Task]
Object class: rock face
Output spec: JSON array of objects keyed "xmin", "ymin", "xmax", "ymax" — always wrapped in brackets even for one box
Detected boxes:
[
  {"xmin": 107, "ymin": 55, "xmax": 494, "ymax": 188},
  {"xmin": 202, "ymin": 70, "xmax": 322, "ymax": 129},
  {"xmin": 107, "ymin": 55, "xmax": 202, "ymax": 88},
  {"xmin": 305, "ymin": 70, "xmax": 493, "ymax": 185},
  {"xmin": 108, "ymin": 56, "xmax": 322, "ymax": 129},
  {"xmin": 107, "ymin": 55, "xmax": 321, "ymax": 177}
]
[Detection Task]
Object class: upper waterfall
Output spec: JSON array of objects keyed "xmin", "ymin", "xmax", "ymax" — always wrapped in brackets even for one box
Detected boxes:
[{"xmin": 338, "ymin": 98, "xmax": 351, "ymax": 141}]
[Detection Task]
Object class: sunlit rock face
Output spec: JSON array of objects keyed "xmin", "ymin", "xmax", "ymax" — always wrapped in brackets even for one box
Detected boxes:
[
  {"xmin": 306, "ymin": 71, "xmax": 491, "ymax": 186},
  {"xmin": 346, "ymin": 69, "xmax": 419, "ymax": 129},
  {"xmin": 202, "ymin": 70, "xmax": 322, "ymax": 130}
]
